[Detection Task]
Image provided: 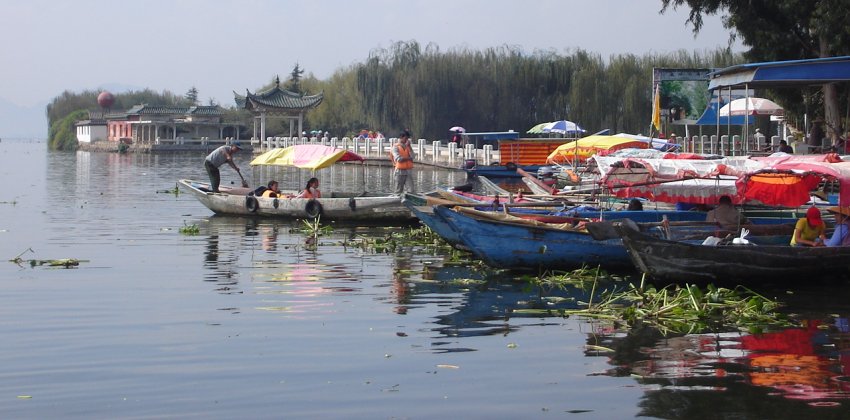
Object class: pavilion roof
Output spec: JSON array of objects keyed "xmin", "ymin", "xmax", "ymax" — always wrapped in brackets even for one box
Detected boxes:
[{"xmin": 235, "ymin": 78, "xmax": 323, "ymax": 111}]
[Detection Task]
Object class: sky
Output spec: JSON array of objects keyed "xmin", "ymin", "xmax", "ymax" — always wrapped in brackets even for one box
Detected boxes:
[{"xmin": 0, "ymin": 0, "xmax": 741, "ymax": 135}]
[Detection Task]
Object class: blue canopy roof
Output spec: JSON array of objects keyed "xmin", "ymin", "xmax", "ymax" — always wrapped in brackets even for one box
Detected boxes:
[{"xmin": 708, "ymin": 56, "xmax": 850, "ymax": 90}]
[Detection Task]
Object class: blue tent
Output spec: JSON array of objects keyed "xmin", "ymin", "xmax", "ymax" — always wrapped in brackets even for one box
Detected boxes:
[{"xmin": 695, "ymin": 99, "xmax": 754, "ymax": 126}]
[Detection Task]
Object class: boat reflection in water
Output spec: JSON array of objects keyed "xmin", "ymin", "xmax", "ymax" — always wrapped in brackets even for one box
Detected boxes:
[{"xmin": 587, "ymin": 318, "xmax": 850, "ymax": 416}]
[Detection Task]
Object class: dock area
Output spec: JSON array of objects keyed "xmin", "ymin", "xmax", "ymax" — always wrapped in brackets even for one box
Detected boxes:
[{"xmin": 79, "ymin": 135, "xmax": 505, "ymax": 170}]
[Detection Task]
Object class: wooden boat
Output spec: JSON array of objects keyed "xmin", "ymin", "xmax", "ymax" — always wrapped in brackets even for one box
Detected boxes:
[
  {"xmin": 613, "ymin": 220, "xmax": 847, "ymax": 283},
  {"xmin": 179, "ymin": 179, "xmax": 413, "ymax": 221},
  {"xmin": 433, "ymin": 205, "xmax": 634, "ymax": 270}
]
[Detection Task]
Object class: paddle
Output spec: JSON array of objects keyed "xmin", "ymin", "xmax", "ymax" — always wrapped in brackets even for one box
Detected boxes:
[{"xmin": 237, "ymin": 170, "xmax": 249, "ymax": 188}]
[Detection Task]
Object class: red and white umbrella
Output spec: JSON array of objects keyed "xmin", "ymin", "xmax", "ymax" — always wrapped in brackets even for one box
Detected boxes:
[{"xmin": 718, "ymin": 97, "xmax": 784, "ymax": 116}]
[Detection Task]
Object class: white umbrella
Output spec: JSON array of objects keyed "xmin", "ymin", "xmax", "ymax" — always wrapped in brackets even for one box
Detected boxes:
[
  {"xmin": 718, "ymin": 97, "xmax": 784, "ymax": 116},
  {"xmin": 542, "ymin": 120, "xmax": 585, "ymax": 134},
  {"xmin": 449, "ymin": 126, "xmax": 466, "ymax": 133}
]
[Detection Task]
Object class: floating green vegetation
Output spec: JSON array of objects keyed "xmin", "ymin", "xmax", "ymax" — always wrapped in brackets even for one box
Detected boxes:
[
  {"xmin": 294, "ymin": 216, "xmax": 333, "ymax": 238},
  {"xmin": 572, "ymin": 275, "xmax": 793, "ymax": 335},
  {"xmin": 179, "ymin": 223, "xmax": 200, "ymax": 235},
  {"xmin": 9, "ymin": 248, "xmax": 87, "ymax": 268},
  {"xmin": 334, "ymin": 225, "xmax": 461, "ymax": 255},
  {"xmin": 156, "ymin": 184, "xmax": 181, "ymax": 195}
]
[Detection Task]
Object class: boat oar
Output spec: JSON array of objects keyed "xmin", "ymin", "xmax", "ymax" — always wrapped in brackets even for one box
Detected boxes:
[{"xmin": 237, "ymin": 170, "xmax": 249, "ymax": 188}]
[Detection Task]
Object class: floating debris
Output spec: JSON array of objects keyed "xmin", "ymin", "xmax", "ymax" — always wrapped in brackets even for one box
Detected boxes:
[{"xmin": 9, "ymin": 248, "xmax": 87, "ymax": 268}]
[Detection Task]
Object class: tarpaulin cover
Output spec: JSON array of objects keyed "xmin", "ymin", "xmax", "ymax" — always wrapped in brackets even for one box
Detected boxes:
[
  {"xmin": 250, "ymin": 144, "xmax": 364, "ymax": 170},
  {"xmin": 546, "ymin": 135, "xmax": 648, "ymax": 164}
]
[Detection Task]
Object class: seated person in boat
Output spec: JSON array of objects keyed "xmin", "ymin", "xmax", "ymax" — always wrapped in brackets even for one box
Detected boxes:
[
  {"xmin": 825, "ymin": 206, "xmax": 850, "ymax": 246},
  {"xmin": 791, "ymin": 206, "xmax": 826, "ymax": 247},
  {"xmin": 261, "ymin": 180, "xmax": 281, "ymax": 198},
  {"xmin": 297, "ymin": 177, "xmax": 322, "ymax": 199},
  {"xmin": 705, "ymin": 195, "xmax": 748, "ymax": 229}
]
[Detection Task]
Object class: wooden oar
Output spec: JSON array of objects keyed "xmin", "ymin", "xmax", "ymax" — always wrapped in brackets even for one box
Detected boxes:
[{"xmin": 237, "ymin": 170, "xmax": 249, "ymax": 188}]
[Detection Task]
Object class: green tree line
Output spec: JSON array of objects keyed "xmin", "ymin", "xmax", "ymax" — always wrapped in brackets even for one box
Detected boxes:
[{"xmin": 47, "ymin": 36, "xmax": 850, "ymax": 150}]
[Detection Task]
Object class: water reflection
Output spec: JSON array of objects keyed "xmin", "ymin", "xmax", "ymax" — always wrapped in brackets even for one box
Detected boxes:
[{"xmin": 587, "ymin": 317, "xmax": 850, "ymax": 416}]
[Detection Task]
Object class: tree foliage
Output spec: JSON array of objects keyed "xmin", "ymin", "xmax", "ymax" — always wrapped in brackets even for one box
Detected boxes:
[
  {"xmin": 48, "ymin": 109, "xmax": 88, "ymax": 151},
  {"xmin": 660, "ymin": 0, "xmax": 850, "ymax": 137},
  {"xmin": 46, "ymin": 44, "xmax": 745, "ymax": 148}
]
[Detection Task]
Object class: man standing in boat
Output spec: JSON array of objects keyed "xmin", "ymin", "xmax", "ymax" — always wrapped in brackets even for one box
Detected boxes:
[
  {"xmin": 391, "ymin": 130, "xmax": 415, "ymax": 195},
  {"xmin": 204, "ymin": 141, "xmax": 245, "ymax": 193}
]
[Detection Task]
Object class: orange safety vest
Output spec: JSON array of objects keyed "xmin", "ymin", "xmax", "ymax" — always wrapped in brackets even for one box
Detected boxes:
[{"xmin": 393, "ymin": 143, "xmax": 414, "ymax": 170}]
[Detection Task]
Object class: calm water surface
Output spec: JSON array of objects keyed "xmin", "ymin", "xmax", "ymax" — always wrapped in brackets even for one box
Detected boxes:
[{"xmin": 2, "ymin": 139, "xmax": 850, "ymax": 419}]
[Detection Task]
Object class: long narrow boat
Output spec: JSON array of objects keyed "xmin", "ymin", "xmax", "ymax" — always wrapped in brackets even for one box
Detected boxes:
[
  {"xmin": 433, "ymin": 205, "xmax": 634, "ymax": 270},
  {"xmin": 614, "ymin": 220, "xmax": 848, "ymax": 283},
  {"xmin": 179, "ymin": 179, "xmax": 413, "ymax": 221}
]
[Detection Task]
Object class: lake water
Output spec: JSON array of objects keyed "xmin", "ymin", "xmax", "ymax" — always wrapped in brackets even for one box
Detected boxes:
[{"xmin": 3, "ymin": 139, "xmax": 850, "ymax": 419}]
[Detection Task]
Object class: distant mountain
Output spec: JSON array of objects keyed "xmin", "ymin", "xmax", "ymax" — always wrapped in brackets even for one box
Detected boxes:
[{"xmin": 0, "ymin": 97, "xmax": 46, "ymax": 139}]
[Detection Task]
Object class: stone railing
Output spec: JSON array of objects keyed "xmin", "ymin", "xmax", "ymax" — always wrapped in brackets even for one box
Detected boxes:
[{"xmin": 253, "ymin": 136, "xmax": 500, "ymax": 167}]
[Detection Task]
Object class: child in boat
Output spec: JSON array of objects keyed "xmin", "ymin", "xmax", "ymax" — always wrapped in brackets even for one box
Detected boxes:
[
  {"xmin": 791, "ymin": 206, "xmax": 826, "ymax": 246},
  {"xmin": 297, "ymin": 178, "xmax": 322, "ymax": 199},
  {"xmin": 261, "ymin": 180, "xmax": 281, "ymax": 198}
]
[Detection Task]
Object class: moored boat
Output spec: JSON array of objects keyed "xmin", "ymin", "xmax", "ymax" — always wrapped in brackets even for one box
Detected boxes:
[
  {"xmin": 179, "ymin": 179, "xmax": 413, "ymax": 221},
  {"xmin": 614, "ymin": 220, "xmax": 847, "ymax": 283}
]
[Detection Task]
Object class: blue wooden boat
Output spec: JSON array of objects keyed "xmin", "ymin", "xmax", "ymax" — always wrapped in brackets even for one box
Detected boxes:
[
  {"xmin": 433, "ymin": 205, "xmax": 633, "ymax": 270},
  {"xmin": 402, "ymin": 194, "xmax": 468, "ymax": 249}
]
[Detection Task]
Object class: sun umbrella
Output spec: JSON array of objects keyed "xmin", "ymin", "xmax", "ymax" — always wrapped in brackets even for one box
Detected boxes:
[
  {"xmin": 526, "ymin": 122, "xmax": 550, "ymax": 134},
  {"xmin": 718, "ymin": 97, "xmax": 784, "ymax": 116},
  {"xmin": 542, "ymin": 120, "xmax": 585, "ymax": 134},
  {"xmin": 449, "ymin": 126, "xmax": 466, "ymax": 133},
  {"xmin": 250, "ymin": 144, "xmax": 364, "ymax": 170}
]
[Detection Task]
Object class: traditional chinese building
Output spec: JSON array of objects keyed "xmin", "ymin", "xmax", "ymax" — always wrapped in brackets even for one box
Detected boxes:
[
  {"xmin": 104, "ymin": 104, "xmax": 242, "ymax": 144},
  {"xmin": 234, "ymin": 76, "xmax": 323, "ymax": 142}
]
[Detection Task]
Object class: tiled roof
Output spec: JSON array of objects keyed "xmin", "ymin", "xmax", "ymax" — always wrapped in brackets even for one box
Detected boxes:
[
  {"xmin": 125, "ymin": 104, "xmax": 224, "ymax": 116},
  {"xmin": 236, "ymin": 85, "xmax": 323, "ymax": 111}
]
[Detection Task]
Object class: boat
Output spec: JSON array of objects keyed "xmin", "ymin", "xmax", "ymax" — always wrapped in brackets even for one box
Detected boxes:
[
  {"xmin": 433, "ymin": 205, "xmax": 637, "ymax": 270},
  {"xmin": 609, "ymin": 159, "xmax": 850, "ymax": 283},
  {"xmin": 179, "ymin": 179, "xmax": 413, "ymax": 221},
  {"xmin": 179, "ymin": 144, "xmax": 413, "ymax": 221},
  {"xmin": 614, "ymin": 220, "xmax": 848, "ymax": 283}
]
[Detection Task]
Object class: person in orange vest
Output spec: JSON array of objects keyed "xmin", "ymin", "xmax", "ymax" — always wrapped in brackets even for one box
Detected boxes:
[{"xmin": 391, "ymin": 130, "xmax": 415, "ymax": 195}]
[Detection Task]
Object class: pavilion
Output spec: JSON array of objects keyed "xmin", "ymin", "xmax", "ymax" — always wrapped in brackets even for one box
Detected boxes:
[{"xmin": 235, "ymin": 76, "xmax": 324, "ymax": 142}]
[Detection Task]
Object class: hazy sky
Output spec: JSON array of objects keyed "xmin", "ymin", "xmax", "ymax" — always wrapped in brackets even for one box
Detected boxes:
[{"xmin": 1, "ymin": 0, "xmax": 740, "ymax": 108}]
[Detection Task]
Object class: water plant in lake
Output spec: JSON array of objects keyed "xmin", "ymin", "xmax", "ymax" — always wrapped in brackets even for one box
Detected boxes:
[
  {"xmin": 179, "ymin": 222, "xmax": 200, "ymax": 235},
  {"xmin": 524, "ymin": 269, "xmax": 793, "ymax": 335}
]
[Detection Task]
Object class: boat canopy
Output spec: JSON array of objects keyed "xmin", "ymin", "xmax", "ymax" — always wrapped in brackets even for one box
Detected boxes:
[
  {"xmin": 250, "ymin": 144, "xmax": 364, "ymax": 170},
  {"xmin": 546, "ymin": 135, "xmax": 649, "ymax": 164},
  {"xmin": 742, "ymin": 160, "xmax": 850, "ymax": 207}
]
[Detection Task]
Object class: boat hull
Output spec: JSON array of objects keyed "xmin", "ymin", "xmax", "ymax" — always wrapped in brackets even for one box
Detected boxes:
[
  {"xmin": 616, "ymin": 222, "xmax": 850, "ymax": 283},
  {"xmin": 178, "ymin": 179, "xmax": 413, "ymax": 221},
  {"xmin": 434, "ymin": 206, "xmax": 632, "ymax": 270}
]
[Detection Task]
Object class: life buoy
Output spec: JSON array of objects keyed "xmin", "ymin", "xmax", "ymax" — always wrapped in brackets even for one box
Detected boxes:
[
  {"xmin": 348, "ymin": 197, "xmax": 357, "ymax": 211},
  {"xmin": 505, "ymin": 162, "xmax": 518, "ymax": 171},
  {"xmin": 272, "ymin": 198, "xmax": 279, "ymax": 209},
  {"xmin": 305, "ymin": 199, "xmax": 323, "ymax": 218},
  {"xmin": 245, "ymin": 195, "xmax": 259, "ymax": 213}
]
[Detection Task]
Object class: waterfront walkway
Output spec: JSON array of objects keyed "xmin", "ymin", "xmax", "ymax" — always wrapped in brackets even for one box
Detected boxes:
[{"xmin": 81, "ymin": 135, "xmax": 503, "ymax": 169}]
